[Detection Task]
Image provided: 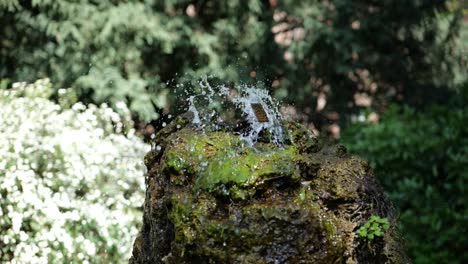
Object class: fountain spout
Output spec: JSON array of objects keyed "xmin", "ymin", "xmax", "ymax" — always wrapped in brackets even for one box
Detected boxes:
[{"xmin": 251, "ymin": 103, "xmax": 269, "ymax": 123}]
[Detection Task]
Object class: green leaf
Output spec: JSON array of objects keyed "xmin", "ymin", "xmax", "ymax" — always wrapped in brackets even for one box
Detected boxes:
[{"xmin": 357, "ymin": 229, "xmax": 367, "ymax": 237}]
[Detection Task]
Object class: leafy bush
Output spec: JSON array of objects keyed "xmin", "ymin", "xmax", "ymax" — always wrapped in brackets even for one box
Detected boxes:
[
  {"xmin": 341, "ymin": 96, "xmax": 468, "ymax": 263},
  {"xmin": 275, "ymin": 0, "xmax": 464, "ymax": 112},
  {"xmin": 0, "ymin": 79, "xmax": 149, "ymax": 263},
  {"xmin": 0, "ymin": 1, "xmax": 279, "ymax": 121},
  {"xmin": 0, "ymin": 1, "xmax": 464, "ymax": 123}
]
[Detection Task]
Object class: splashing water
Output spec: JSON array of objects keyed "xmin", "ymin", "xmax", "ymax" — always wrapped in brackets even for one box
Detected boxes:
[
  {"xmin": 187, "ymin": 95, "xmax": 202, "ymax": 125},
  {"xmin": 185, "ymin": 78, "xmax": 286, "ymax": 146},
  {"xmin": 233, "ymin": 87, "xmax": 285, "ymax": 146},
  {"xmin": 185, "ymin": 78, "xmax": 230, "ymax": 129}
]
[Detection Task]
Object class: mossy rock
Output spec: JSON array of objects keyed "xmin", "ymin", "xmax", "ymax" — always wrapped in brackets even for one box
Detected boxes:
[{"xmin": 130, "ymin": 115, "xmax": 409, "ymax": 263}]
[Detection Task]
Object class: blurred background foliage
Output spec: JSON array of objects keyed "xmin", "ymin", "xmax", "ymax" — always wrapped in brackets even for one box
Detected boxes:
[
  {"xmin": 341, "ymin": 87, "xmax": 468, "ymax": 263},
  {"xmin": 0, "ymin": 0, "xmax": 467, "ymax": 263}
]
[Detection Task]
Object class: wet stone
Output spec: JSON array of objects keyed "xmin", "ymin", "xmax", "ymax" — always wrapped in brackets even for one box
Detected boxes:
[{"xmin": 129, "ymin": 117, "xmax": 409, "ymax": 264}]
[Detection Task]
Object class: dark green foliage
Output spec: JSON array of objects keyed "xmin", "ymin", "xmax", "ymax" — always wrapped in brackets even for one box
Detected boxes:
[
  {"xmin": 275, "ymin": 0, "xmax": 464, "ymax": 116},
  {"xmin": 1, "ymin": 1, "xmax": 464, "ymax": 122},
  {"xmin": 0, "ymin": 0, "xmax": 282, "ymax": 121},
  {"xmin": 341, "ymin": 89, "xmax": 468, "ymax": 263},
  {"xmin": 357, "ymin": 215, "xmax": 390, "ymax": 241}
]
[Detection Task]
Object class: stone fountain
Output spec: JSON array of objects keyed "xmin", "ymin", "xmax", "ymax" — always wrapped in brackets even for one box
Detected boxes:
[{"xmin": 129, "ymin": 82, "xmax": 409, "ymax": 263}]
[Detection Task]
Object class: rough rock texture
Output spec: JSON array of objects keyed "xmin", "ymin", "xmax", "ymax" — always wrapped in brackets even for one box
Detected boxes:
[{"xmin": 129, "ymin": 115, "xmax": 409, "ymax": 263}]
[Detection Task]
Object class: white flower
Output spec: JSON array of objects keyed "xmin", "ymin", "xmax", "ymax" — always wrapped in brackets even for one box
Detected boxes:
[
  {"xmin": 0, "ymin": 79, "xmax": 150, "ymax": 263},
  {"xmin": 11, "ymin": 212, "xmax": 23, "ymax": 234}
]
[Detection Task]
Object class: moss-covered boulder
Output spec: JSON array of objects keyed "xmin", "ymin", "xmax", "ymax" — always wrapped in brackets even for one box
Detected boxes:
[{"xmin": 130, "ymin": 115, "xmax": 408, "ymax": 263}]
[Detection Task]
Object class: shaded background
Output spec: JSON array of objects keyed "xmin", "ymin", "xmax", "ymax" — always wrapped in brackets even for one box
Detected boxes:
[{"xmin": 1, "ymin": 0, "xmax": 467, "ymax": 263}]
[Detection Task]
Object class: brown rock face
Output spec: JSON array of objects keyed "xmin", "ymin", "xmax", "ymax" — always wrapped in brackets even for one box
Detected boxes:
[{"xmin": 129, "ymin": 116, "xmax": 409, "ymax": 263}]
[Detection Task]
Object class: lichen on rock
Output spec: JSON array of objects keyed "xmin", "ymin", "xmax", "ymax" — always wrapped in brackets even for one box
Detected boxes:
[{"xmin": 130, "ymin": 114, "xmax": 409, "ymax": 263}]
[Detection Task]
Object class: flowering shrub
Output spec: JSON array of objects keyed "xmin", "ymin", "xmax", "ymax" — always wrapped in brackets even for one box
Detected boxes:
[{"xmin": 0, "ymin": 79, "xmax": 150, "ymax": 263}]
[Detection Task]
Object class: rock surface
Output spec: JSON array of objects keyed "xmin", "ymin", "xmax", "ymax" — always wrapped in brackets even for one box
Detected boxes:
[{"xmin": 129, "ymin": 115, "xmax": 408, "ymax": 263}]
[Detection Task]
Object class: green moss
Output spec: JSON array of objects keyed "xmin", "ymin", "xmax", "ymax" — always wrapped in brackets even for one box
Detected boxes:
[
  {"xmin": 143, "ymin": 150, "xmax": 158, "ymax": 167},
  {"xmin": 168, "ymin": 193, "xmax": 195, "ymax": 242},
  {"xmin": 229, "ymin": 185, "xmax": 253, "ymax": 200},
  {"xmin": 287, "ymin": 121, "xmax": 320, "ymax": 153},
  {"xmin": 198, "ymin": 146, "xmax": 299, "ymax": 191},
  {"xmin": 164, "ymin": 154, "xmax": 191, "ymax": 173},
  {"xmin": 295, "ymin": 183, "xmax": 319, "ymax": 204},
  {"xmin": 161, "ymin": 128, "xmax": 302, "ymax": 199},
  {"xmin": 162, "ymin": 128, "xmax": 242, "ymax": 173}
]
